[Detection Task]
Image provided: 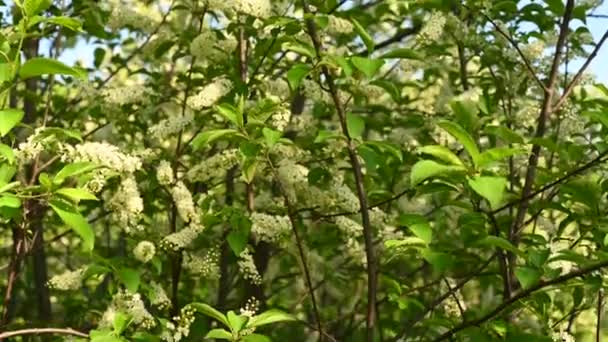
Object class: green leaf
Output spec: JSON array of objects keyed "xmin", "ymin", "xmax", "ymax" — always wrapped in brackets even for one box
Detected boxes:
[
  {"xmin": 216, "ymin": 103, "xmax": 243, "ymax": 128},
  {"xmin": 416, "ymin": 145, "xmax": 464, "ymax": 166},
  {"xmin": 247, "ymin": 309, "xmax": 295, "ymax": 328},
  {"xmin": 476, "ymin": 236, "xmax": 523, "ymax": 257},
  {"xmin": 485, "ymin": 125, "xmax": 525, "ymax": 144},
  {"xmin": 351, "ymin": 18, "xmax": 374, "ymax": 54},
  {"xmin": 286, "ymin": 64, "xmax": 311, "ymax": 91},
  {"xmin": 384, "ymin": 237, "xmax": 427, "ymax": 249},
  {"xmin": 242, "ymin": 334, "xmax": 272, "ymax": 342},
  {"xmin": 227, "ymin": 228, "xmax": 250, "ymax": 256},
  {"xmin": 20, "ymin": 57, "xmax": 86, "ymax": 80},
  {"xmin": 54, "ymin": 162, "xmax": 98, "ymax": 185},
  {"xmin": 0, "ymin": 164, "xmax": 16, "ymax": 183},
  {"xmin": 450, "ymin": 99, "xmax": 478, "ymax": 132},
  {"xmin": 112, "ymin": 311, "xmax": 132, "ymax": 335},
  {"xmin": 192, "ymin": 129, "xmax": 239, "ymax": 151},
  {"xmin": 23, "ymin": 0, "xmax": 51, "ymax": 17},
  {"xmin": 0, "ymin": 194, "xmax": 21, "ymax": 208},
  {"xmin": 476, "ymin": 147, "xmax": 524, "ymax": 170},
  {"xmin": 282, "ymin": 40, "xmax": 315, "ymax": 59},
  {"xmin": 437, "ymin": 120, "xmax": 480, "ymax": 165},
  {"xmin": 515, "ymin": 266, "xmax": 542, "ymax": 289},
  {"xmin": 399, "ymin": 214, "xmax": 432, "ymax": 244},
  {"xmin": 227, "ymin": 311, "xmax": 247, "ymax": 333},
  {"xmin": 346, "ymin": 113, "xmax": 365, "ymax": 138},
  {"xmin": 0, "ymin": 144, "xmax": 15, "ymax": 164},
  {"xmin": 350, "ymin": 56, "xmax": 384, "ymax": 78},
  {"xmin": 45, "ymin": 16, "xmax": 82, "ymax": 31},
  {"xmin": 468, "ymin": 176, "xmax": 507, "ymax": 209},
  {"xmin": 190, "ymin": 303, "xmax": 230, "ymax": 328},
  {"xmin": 116, "ymin": 267, "xmax": 141, "ymax": 293},
  {"xmin": 421, "ymin": 249, "xmax": 452, "ymax": 273},
  {"xmin": 379, "ymin": 48, "xmax": 423, "ymax": 60},
  {"xmin": 0, "ymin": 109, "xmax": 24, "ymax": 136},
  {"xmin": 410, "ymin": 160, "xmax": 466, "ymax": 186},
  {"xmin": 49, "ymin": 199, "xmax": 95, "ymax": 252},
  {"xmin": 204, "ymin": 329, "xmax": 232, "ymax": 340},
  {"xmin": 241, "ymin": 158, "xmax": 258, "ymax": 184},
  {"xmin": 0, "ymin": 181, "xmax": 20, "ymax": 193},
  {"xmin": 262, "ymin": 127, "xmax": 282, "ymax": 147},
  {"xmin": 56, "ymin": 188, "xmax": 98, "ymax": 203}
]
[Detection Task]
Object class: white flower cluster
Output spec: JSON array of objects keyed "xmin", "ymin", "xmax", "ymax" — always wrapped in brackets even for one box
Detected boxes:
[
  {"xmin": 190, "ymin": 30, "xmax": 237, "ymax": 62},
  {"xmin": 270, "ymin": 143, "xmax": 310, "ymax": 162},
  {"xmin": 107, "ymin": 177, "xmax": 144, "ymax": 233},
  {"xmin": 183, "ymin": 249, "xmax": 220, "ymax": 279},
  {"xmin": 416, "ymin": 11, "xmax": 446, "ymax": 45},
  {"xmin": 521, "ymin": 40, "xmax": 545, "ymax": 61},
  {"xmin": 63, "ymin": 142, "xmax": 142, "ymax": 174},
  {"xmin": 157, "ymin": 160, "xmax": 175, "ymax": 185},
  {"xmin": 287, "ymin": 114, "xmax": 317, "ymax": 135},
  {"xmin": 335, "ymin": 217, "xmax": 366, "ymax": 264},
  {"xmin": 106, "ymin": 0, "xmax": 158, "ymax": 33},
  {"xmin": 187, "ymin": 149, "xmax": 239, "ymax": 183},
  {"xmin": 251, "ymin": 212, "xmax": 291, "ymax": 243},
  {"xmin": 187, "ymin": 78, "xmax": 233, "ymax": 110},
  {"xmin": 240, "ymin": 297, "xmax": 260, "ymax": 318},
  {"xmin": 238, "ymin": 247, "xmax": 262, "ymax": 285},
  {"xmin": 101, "ymin": 84, "xmax": 152, "ymax": 107},
  {"xmin": 134, "ymin": 240, "xmax": 156, "ymax": 263},
  {"xmin": 170, "ymin": 305, "xmax": 196, "ymax": 342},
  {"xmin": 327, "ymin": 15, "xmax": 353, "ymax": 35},
  {"xmin": 170, "ymin": 181, "xmax": 200, "ymax": 224},
  {"xmin": 302, "ymin": 79, "xmax": 332, "ymax": 103},
  {"xmin": 552, "ymin": 329, "xmax": 575, "ymax": 342},
  {"xmin": 149, "ymin": 113, "xmax": 194, "ymax": 140},
  {"xmin": 112, "ymin": 290, "xmax": 156, "ymax": 329},
  {"xmin": 229, "ymin": 0, "xmax": 273, "ymax": 18},
  {"xmin": 269, "ymin": 107, "xmax": 291, "ymax": 132},
  {"xmin": 149, "ymin": 281, "xmax": 171, "ymax": 310},
  {"xmin": 160, "ymin": 225, "xmax": 203, "ymax": 251},
  {"xmin": 262, "ymin": 78, "xmax": 290, "ymax": 101},
  {"xmin": 47, "ymin": 267, "xmax": 85, "ymax": 290},
  {"xmin": 15, "ymin": 128, "xmax": 52, "ymax": 163},
  {"xmin": 276, "ymin": 159, "xmax": 359, "ymax": 213}
]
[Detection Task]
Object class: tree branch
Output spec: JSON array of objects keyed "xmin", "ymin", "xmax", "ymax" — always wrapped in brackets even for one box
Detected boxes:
[
  {"xmin": 0, "ymin": 328, "xmax": 88, "ymax": 339},
  {"xmin": 432, "ymin": 258, "xmax": 608, "ymax": 341}
]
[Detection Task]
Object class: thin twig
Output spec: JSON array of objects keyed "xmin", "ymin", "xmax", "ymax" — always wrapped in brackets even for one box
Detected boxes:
[
  {"xmin": 0, "ymin": 328, "xmax": 88, "ymax": 339},
  {"xmin": 598, "ymin": 289, "xmax": 604, "ymax": 342},
  {"xmin": 432, "ymin": 258, "xmax": 608, "ymax": 341}
]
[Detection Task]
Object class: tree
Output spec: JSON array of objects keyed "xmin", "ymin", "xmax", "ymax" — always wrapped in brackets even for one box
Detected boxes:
[{"xmin": 0, "ymin": 0, "xmax": 608, "ymax": 341}]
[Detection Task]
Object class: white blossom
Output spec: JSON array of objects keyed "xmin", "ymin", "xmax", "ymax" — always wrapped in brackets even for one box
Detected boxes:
[
  {"xmin": 269, "ymin": 107, "xmax": 291, "ymax": 132},
  {"xmin": 107, "ymin": 177, "xmax": 144, "ymax": 233},
  {"xmin": 149, "ymin": 282, "xmax": 171, "ymax": 309},
  {"xmin": 238, "ymin": 247, "xmax": 262, "ymax": 285},
  {"xmin": 240, "ymin": 297, "xmax": 260, "ymax": 318},
  {"xmin": 106, "ymin": 0, "xmax": 159, "ymax": 33},
  {"xmin": 187, "ymin": 149, "xmax": 239, "ymax": 183},
  {"xmin": 134, "ymin": 241, "xmax": 156, "ymax": 263},
  {"xmin": 183, "ymin": 249, "xmax": 220, "ymax": 279},
  {"xmin": 101, "ymin": 84, "xmax": 152, "ymax": 107},
  {"xmin": 187, "ymin": 78, "xmax": 232, "ymax": 110},
  {"xmin": 111, "ymin": 290, "xmax": 156, "ymax": 329},
  {"xmin": 63, "ymin": 142, "xmax": 142, "ymax": 174},
  {"xmin": 327, "ymin": 15, "xmax": 353, "ymax": 34},
  {"xmin": 227, "ymin": 0, "xmax": 273, "ymax": 18},
  {"xmin": 48, "ymin": 267, "xmax": 85, "ymax": 290},
  {"xmin": 251, "ymin": 212, "xmax": 291, "ymax": 243},
  {"xmin": 170, "ymin": 181, "xmax": 199, "ymax": 224},
  {"xmin": 149, "ymin": 113, "xmax": 193, "ymax": 140},
  {"xmin": 160, "ymin": 225, "xmax": 203, "ymax": 251},
  {"xmin": 416, "ymin": 11, "xmax": 446, "ymax": 45},
  {"xmin": 157, "ymin": 160, "xmax": 175, "ymax": 185}
]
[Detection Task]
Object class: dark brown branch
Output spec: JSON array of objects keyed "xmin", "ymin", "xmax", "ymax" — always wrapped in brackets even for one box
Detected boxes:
[
  {"xmin": 553, "ymin": 29, "xmax": 608, "ymax": 112},
  {"xmin": 598, "ymin": 289, "xmax": 604, "ymax": 342},
  {"xmin": 432, "ymin": 258, "xmax": 608, "ymax": 341},
  {"xmin": 302, "ymin": 2, "xmax": 378, "ymax": 340}
]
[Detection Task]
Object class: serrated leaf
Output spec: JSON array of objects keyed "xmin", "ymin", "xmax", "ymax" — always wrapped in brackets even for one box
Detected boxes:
[
  {"xmin": 49, "ymin": 199, "xmax": 94, "ymax": 251},
  {"xmin": 410, "ymin": 160, "xmax": 466, "ymax": 186},
  {"xmin": 116, "ymin": 267, "xmax": 140, "ymax": 293},
  {"xmin": 54, "ymin": 162, "xmax": 98, "ymax": 185},
  {"xmin": 205, "ymin": 329, "xmax": 232, "ymax": 340},
  {"xmin": 190, "ymin": 303, "xmax": 230, "ymax": 328},
  {"xmin": 262, "ymin": 127, "xmax": 282, "ymax": 147},
  {"xmin": 216, "ymin": 103, "xmax": 243, "ymax": 128},
  {"xmin": 56, "ymin": 188, "xmax": 98, "ymax": 203},
  {"xmin": 24, "ymin": 0, "xmax": 51, "ymax": 17},
  {"xmin": 515, "ymin": 266, "xmax": 542, "ymax": 289},
  {"xmin": 468, "ymin": 176, "xmax": 507, "ymax": 209},
  {"xmin": 0, "ymin": 143, "xmax": 15, "ymax": 164},
  {"xmin": 351, "ymin": 56, "xmax": 384, "ymax": 78},
  {"xmin": 437, "ymin": 120, "xmax": 480, "ymax": 165},
  {"xmin": 379, "ymin": 48, "xmax": 423, "ymax": 60},
  {"xmin": 192, "ymin": 129, "xmax": 239, "ymax": 151},
  {"xmin": 286, "ymin": 64, "xmax": 311, "ymax": 91},
  {"xmin": 20, "ymin": 57, "xmax": 86, "ymax": 80},
  {"xmin": 351, "ymin": 17, "xmax": 374, "ymax": 54},
  {"xmin": 247, "ymin": 309, "xmax": 295, "ymax": 328},
  {"xmin": 476, "ymin": 236, "xmax": 523, "ymax": 257},
  {"xmin": 416, "ymin": 145, "xmax": 464, "ymax": 166},
  {"xmin": 399, "ymin": 214, "xmax": 432, "ymax": 244},
  {"xmin": 346, "ymin": 113, "xmax": 365, "ymax": 138},
  {"xmin": 0, "ymin": 109, "xmax": 24, "ymax": 136}
]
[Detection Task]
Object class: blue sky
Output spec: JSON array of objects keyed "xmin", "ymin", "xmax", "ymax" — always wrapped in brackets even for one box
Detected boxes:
[{"xmin": 49, "ymin": 1, "xmax": 608, "ymax": 83}]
